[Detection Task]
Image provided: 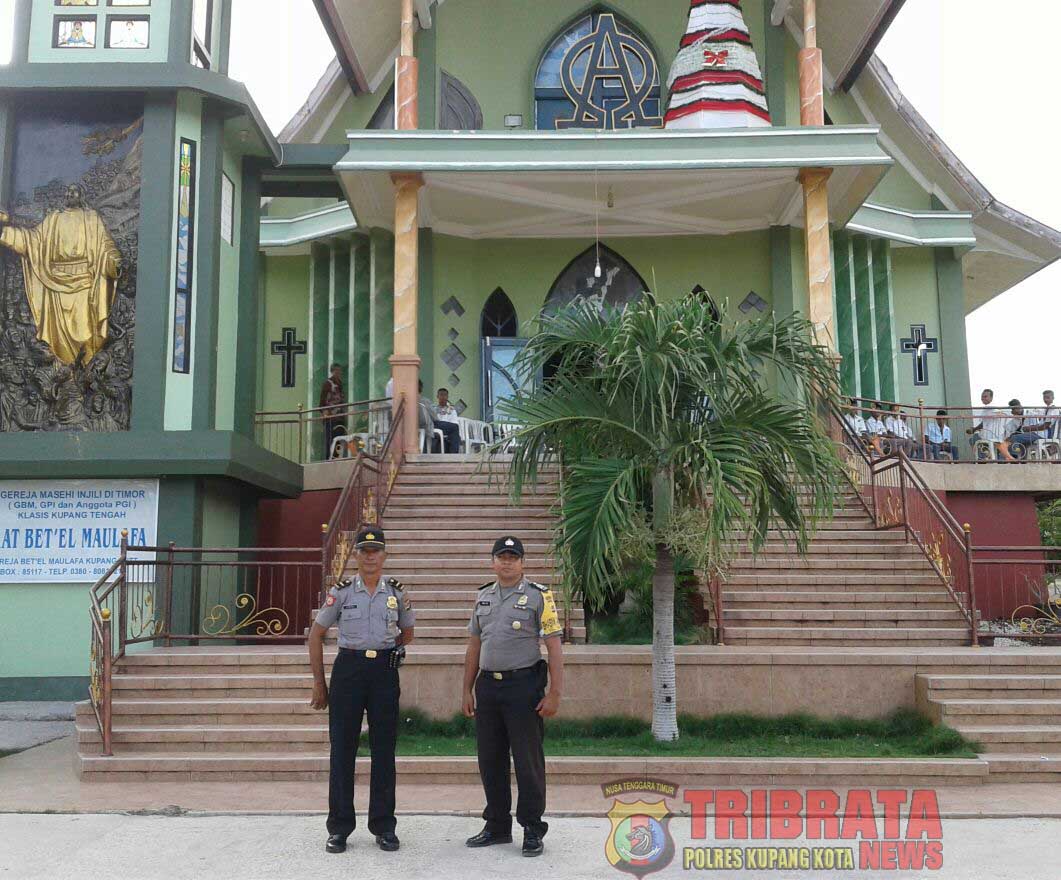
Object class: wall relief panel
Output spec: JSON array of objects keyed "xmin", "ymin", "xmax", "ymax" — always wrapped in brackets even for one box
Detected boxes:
[{"xmin": 0, "ymin": 96, "xmax": 142, "ymax": 432}]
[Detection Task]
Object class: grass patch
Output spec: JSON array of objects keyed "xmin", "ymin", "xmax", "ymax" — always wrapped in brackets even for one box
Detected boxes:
[
  {"xmin": 370, "ymin": 709, "xmax": 976, "ymax": 759},
  {"xmin": 589, "ymin": 614, "xmax": 710, "ymax": 645}
]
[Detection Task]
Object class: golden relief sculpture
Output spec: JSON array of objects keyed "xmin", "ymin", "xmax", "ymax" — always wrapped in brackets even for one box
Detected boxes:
[{"xmin": 0, "ymin": 184, "xmax": 121, "ymax": 366}]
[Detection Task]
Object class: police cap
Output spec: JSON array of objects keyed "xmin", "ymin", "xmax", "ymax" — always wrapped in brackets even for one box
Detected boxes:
[
  {"xmin": 491, "ymin": 535, "xmax": 524, "ymax": 558},
  {"xmin": 355, "ymin": 527, "xmax": 386, "ymax": 549}
]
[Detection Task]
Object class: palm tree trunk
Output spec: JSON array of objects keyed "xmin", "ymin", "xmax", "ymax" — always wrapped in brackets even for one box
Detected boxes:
[
  {"xmin": 651, "ymin": 466, "xmax": 678, "ymax": 742},
  {"xmin": 651, "ymin": 542, "xmax": 678, "ymax": 741}
]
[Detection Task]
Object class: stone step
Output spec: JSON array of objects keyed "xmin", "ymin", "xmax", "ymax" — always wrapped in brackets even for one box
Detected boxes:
[
  {"xmin": 339, "ymin": 558, "xmax": 556, "ymax": 573},
  {"xmin": 393, "ymin": 473, "xmax": 558, "ymax": 486},
  {"xmin": 724, "ymin": 609, "xmax": 966, "ymax": 627},
  {"xmin": 76, "ymin": 753, "xmax": 988, "ymax": 786},
  {"xmin": 723, "ymin": 591, "xmax": 957, "ymax": 609},
  {"xmin": 935, "ymin": 698, "xmax": 1061, "ymax": 722},
  {"xmin": 322, "ymin": 625, "xmax": 586, "ymax": 645},
  {"xmin": 728, "ymin": 544, "xmax": 928, "ymax": 558},
  {"xmin": 720, "ymin": 574, "xmax": 945, "ymax": 587},
  {"xmin": 723, "ymin": 627, "xmax": 970, "ymax": 647},
  {"xmin": 727, "ymin": 558, "xmax": 935, "ymax": 572},
  {"xmin": 389, "ymin": 485, "xmax": 556, "ymax": 499},
  {"xmin": 919, "ymin": 675, "xmax": 1061, "ymax": 702},
  {"xmin": 982, "ymin": 753, "xmax": 1061, "ymax": 782},
  {"xmin": 381, "ymin": 543, "xmax": 554, "ymax": 557},
  {"xmin": 956, "ymin": 726, "xmax": 1061, "ymax": 753},
  {"xmin": 76, "ymin": 723, "xmax": 331, "ymax": 754},
  {"xmin": 383, "ymin": 529, "xmax": 556, "ymax": 542},
  {"xmin": 383, "ymin": 515, "xmax": 555, "ymax": 530},
  {"xmin": 353, "ymin": 573, "xmax": 559, "ymax": 587}
]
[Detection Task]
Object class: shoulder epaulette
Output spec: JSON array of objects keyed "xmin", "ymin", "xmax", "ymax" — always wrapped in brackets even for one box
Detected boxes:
[
  {"xmin": 479, "ymin": 581, "xmax": 495, "ymax": 591},
  {"xmin": 387, "ymin": 577, "xmax": 404, "ymax": 592},
  {"xmin": 528, "ymin": 581, "xmax": 549, "ymax": 592}
]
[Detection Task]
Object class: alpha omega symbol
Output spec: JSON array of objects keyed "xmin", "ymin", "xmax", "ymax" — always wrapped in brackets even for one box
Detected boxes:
[{"xmin": 557, "ymin": 13, "xmax": 662, "ymax": 130}]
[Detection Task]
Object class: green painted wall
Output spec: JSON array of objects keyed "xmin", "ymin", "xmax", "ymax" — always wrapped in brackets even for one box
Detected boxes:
[
  {"xmin": 935, "ymin": 247, "xmax": 972, "ymax": 409},
  {"xmin": 0, "ymin": 584, "xmax": 92, "ymax": 679},
  {"xmin": 431, "ymin": 231, "xmax": 772, "ymax": 419},
  {"xmin": 259, "ymin": 255, "xmax": 311, "ymax": 414},
  {"xmin": 214, "ymin": 140, "xmax": 243, "ymax": 431},
  {"xmin": 890, "ymin": 246, "xmax": 944, "ymax": 405},
  {"xmin": 164, "ymin": 91, "xmax": 203, "ymax": 431},
  {"xmin": 869, "ymin": 166, "xmax": 934, "ymax": 212},
  {"xmin": 28, "ymin": 0, "xmax": 173, "ymax": 64}
]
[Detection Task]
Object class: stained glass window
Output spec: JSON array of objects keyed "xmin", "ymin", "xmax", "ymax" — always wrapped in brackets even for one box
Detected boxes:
[
  {"xmin": 534, "ymin": 12, "xmax": 661, "ymax": 130},
  {"xmin": 172, "ymin": 139, "xmax": 196, "ymax": 373},
  {"xmin": 481, "ymin": 289, "xmax": 518, "ymax": 338},
  {"xmin": 55, "ymin": 18, "xmax": 97, "ymax": 49},
  {"xmin": 107, "ymin": 18, "xmax": 149, "ymax": 49}
]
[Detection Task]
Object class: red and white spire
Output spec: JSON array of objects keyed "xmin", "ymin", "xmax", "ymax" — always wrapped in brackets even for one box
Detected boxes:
[{"xmin": 664, "ymin": 0, "xmax": 772, "ymax": 130}]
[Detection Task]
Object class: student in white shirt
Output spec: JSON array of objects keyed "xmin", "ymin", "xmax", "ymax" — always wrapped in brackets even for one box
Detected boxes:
[
  {"xmin": 1036, "ymin": 389, "xmax": 1058, "ymax": 440},
  {"xmin": 844, "ymin": 399, "xmax": 883, "ymax": 455},
  {"xmin": 883, "ymin": 404, "xmax": 917, "ymax": 457},
  {"xmin": 1003, "ymin": 399, "xmax": 1050, "ymax": 460},
  {"xmin": 863, "ymin": 403, "xmax": 888, "ymax": 456},
  {"xmin": 967, "ymin": 388, "xmax": 1010, "ymax": 460},
  {"xmin": 925, "ymin": 410, "xmax": 956, "ymax": 461}
]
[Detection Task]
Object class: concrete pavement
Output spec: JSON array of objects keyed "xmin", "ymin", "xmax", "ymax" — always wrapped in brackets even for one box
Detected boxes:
[
  {"xmin": 1, "ymin": 813, "xmax": 1059, "ymax": 879},
  {"xmin": 0, "ymin": 702, "xmax": 74, "ymax": 754}
]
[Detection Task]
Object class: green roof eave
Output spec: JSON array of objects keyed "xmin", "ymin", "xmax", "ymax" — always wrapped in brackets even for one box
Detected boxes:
[
  {"xmin": 846, "ymin": 203, "xmax": 977, "ymax": 251},
  {"xmin": 260, "ymin": 203, "xmax": 358, "ymax": 249},
  {"xmin": 336, "ymin": 126, "xmax": 892, "ymax": 174}
]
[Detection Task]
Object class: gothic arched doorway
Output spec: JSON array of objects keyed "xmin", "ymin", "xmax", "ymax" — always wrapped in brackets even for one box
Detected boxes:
[{"xmin": 480, "ymin": 288, "xmax": 527, "ymax": 422}]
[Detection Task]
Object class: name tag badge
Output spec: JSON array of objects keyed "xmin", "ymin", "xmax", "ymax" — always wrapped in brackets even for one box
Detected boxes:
[{"xmin": 387, "ymin": 596, "xmax": 398, "ymax": 609}]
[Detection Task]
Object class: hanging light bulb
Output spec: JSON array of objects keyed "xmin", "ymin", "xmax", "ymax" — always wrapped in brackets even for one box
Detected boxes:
[{"xmin": 594, "ymin": 259, "xmax": 602, "ymax": 279}]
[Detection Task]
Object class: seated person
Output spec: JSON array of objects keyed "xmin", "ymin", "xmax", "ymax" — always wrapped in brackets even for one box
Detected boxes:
[
  {"xmin": 924, "ymin": 410, "xmax": 956, "ymax": 460},
  {"xmin": 844, "ymin": 400, "xmax": 871, "ymax": 447},
  {"xmin": 1036, "ymin": 389, "xmax": 1059, "ymax": 440},
  {"xmin": 419, "ymin": 380, "xmax": 460, "ymax": 453},
  {"xmin": 967, "ymin": 388, "xmax": 1009, "ymax": 460},
  {"xmin": 864, "ymin": 405, "xmax": 888, "ymax": 456},
  {"xmin": 884, "ymin": 404, "xmax": 917, "ymax": 457},
  {"xmin": 1003, "ymin": 399, "xmax": 1050, "ymax": 460}
]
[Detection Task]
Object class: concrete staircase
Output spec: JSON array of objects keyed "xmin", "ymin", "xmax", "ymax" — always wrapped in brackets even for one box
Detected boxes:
[
  {"xmin": 718, "ymin": 488, "xmax": 971, "ymax": 647},
  {"xmin": 320, "ymin": 456, "xmax": 585, "ymax": 645},
  {"xmin": 917, "ymin": 673, "xmax": 1061, "ymax": 782}
]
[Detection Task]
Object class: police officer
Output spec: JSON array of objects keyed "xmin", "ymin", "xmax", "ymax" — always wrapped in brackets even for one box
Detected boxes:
[
  {"xmin": 462, "ymin": 535, "xmax": 565, "ymax": 857},
  {"xmin": 309, "ymin": 527, "xmax": 415, "ymax": 854}
]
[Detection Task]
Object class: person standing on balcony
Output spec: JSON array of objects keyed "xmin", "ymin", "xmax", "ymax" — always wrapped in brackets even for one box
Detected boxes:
[
  {"xmin": 462, "ymin": 536, "xmax": 564, "ymax": 858},
  {"xmin": 968, "ymin": 388, "xmax": 1013, "ymax": 461},
  {"xmin": 308, "ymin": 528, "xmax": 415, "ymax": 854},
  {"xmin": 319, "ymin": 363, "xmax": 346, "ymax": 459},
  {"xmin": 1036, "ymin": 389, "xmax": 1058, "ymax": 440},
  {"xmin": 1003, "ymin": 400, "xmax": 1051, "ymax": 460}
]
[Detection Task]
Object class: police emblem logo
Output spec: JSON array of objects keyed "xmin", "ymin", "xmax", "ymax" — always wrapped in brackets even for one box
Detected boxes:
[
  {"xmin": 517, "ymin": 595, "xmax": 529, "ymax": 606},
  {"xmin": 366, "ymin": 533, "xmax": 376, "ymax": 541},
  {"xmin": 325, "ymin": 595, "xmax": 337, "ymax": 607},
  {"xmin": 603, "ymin": 783, "xmax": 677, "ymax": 877},
  {"xmin": 505, "ymin": 538, "xmax": 515, "ymax": 546},
  {"xmin": 386, "ymin": 596, "xmax": 398, "ymax": 609}
]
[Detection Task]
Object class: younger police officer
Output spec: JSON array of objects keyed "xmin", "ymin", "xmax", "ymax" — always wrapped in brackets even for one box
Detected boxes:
[
  {"xmin": 462, "ymin": 536, "xmax": 565, "ymax": 857},
  {"xmin": 309, "ymin": 527, "xmax": 415, "ymax": 854}
]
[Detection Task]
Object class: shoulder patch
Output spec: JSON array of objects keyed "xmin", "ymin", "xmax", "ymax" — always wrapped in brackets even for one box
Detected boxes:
[
  {"xmin": 528, "ymin": 581, "xmax": 549, "ymax": 593},
  {"xmin": 387, "ymin": 577, "xmax": 404, "ymax": 592}
]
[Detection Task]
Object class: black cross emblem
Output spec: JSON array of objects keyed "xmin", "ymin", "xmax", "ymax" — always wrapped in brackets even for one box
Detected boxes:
[
  {"xmin": 900, "ymin": 324, "xmax": 939, "ymax": 387},
  {"xmin": 270, "ymin": 327, "xmax": 307, "ymax": 389}
]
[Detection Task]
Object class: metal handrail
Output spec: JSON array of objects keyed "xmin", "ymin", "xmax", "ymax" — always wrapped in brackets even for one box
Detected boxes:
[{"xmin": 255, "ymin": 397, "xmax": 391, "ymax": 419}]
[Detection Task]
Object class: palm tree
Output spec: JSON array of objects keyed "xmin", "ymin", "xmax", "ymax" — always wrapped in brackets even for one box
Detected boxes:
[{"xmin": 498, "ymin": 295, "xmax": 844, "ymax": 742}]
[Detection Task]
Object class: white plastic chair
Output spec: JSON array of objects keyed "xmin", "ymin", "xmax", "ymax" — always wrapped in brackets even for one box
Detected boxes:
[
  {"xmin": 418, "ymin": 428, "xmax": 445, "ymax": 453},
  {"xmin": 458, "ymin": 417, "xmax": 493, "ymax": 453},
  {"xmin": 1029, "ymin": 439, "xmax": 1061, "ymax": 462}
]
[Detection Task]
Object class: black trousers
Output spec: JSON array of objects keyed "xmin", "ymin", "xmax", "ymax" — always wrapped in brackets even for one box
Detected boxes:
[
  {"xmin": 474, "ymin": 661, "xmax": 548, "ymax": 837},
  {"xmin": 327, "ymin": 651, "xmax": 400, "ymax": 837},
  {"xmin": 433, "ymin": 419, "xmax": 461, "ymax": 453}
]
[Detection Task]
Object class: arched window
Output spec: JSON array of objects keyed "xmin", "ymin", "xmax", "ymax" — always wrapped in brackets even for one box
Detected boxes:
[
  {"xmin": 534, "ymin": 11, "xmax": 661, "ymax": 131},
  {"xmin": 545, "ymin": 244, "xmax": 648, "ymax": 313},
  {"xmin": 481, "ymin": 288, "xmax": 518, "ymax": 338}
]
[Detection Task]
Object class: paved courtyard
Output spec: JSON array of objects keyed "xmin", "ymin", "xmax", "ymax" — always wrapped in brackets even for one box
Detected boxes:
[{"xmin": 2, "ymin": 812, "xmax": 1059, "ymax": 880}]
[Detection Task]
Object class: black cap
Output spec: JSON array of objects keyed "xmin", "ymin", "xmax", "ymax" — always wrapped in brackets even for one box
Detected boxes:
[
  {"xmin": 492, "ymin": 535, "xmax": 524, "ymax": 558},
  {"xmin": 355, "ymin": 527, "xmax": 386, "ymax": 549}
]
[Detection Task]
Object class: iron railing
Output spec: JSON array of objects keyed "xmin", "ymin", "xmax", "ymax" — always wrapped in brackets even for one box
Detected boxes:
[
  {"xmin": 322, "ymin": 398, "xmax": 406, "ymax": 590},
  {"xmin": 972, "ymin": 546, "xmax": 1061, "ymax": 642},
  {"xmin": 841, "ymin": 398, "xmax": 1061, "ymax": 463},
  {"xmin": 834, "ymin": 408, "xmax": 979, "ymax": 644},
  {"xmin": 255, "ymin": 397, "xmax": 392, "ymax": 465}
]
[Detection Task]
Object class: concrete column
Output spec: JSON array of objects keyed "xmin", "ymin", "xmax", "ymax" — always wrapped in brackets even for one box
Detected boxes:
[
  {"xmin": 329, "ymin": 241, "xmax": 351, "ymax": 384},
  {"xmin": 370, "ymin": 229, "xmax": 394, "ymax": 398},
  {"xmin": 390, "ymin": 0, "xmax": 422, "ymax": 454},
  {"xmin": 797, "ymin": 0, "xmax": 835, "ymax": 352}
]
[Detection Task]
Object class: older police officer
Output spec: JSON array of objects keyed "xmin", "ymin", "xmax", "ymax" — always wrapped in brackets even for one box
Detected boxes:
[
  {"xmin": 309, "ymin": 527, "xmax": 414, "ymax": 854},
  {"xmin": 462, "ymin": 535, "xmax": 565, "ymax": 857}
]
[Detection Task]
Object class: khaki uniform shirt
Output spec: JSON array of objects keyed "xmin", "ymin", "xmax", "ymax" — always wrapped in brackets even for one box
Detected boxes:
[
  {"xmin": 468, "ymin": 577, "xmax": 563, "ymax": 671},
  {"xmin": 315, "ymin": 575, "xmax": 415, "ymax": 650}
]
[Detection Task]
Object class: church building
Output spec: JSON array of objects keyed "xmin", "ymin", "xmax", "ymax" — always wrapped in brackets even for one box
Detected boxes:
[{"xmin": 0, "ymin": 0, "xmax": 1059, "ymax": 705}]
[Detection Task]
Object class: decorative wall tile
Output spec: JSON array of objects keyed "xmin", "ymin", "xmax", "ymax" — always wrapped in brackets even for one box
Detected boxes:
[
  {"xmin": 441, "ymin": 296, "xmax": 465, "ymax": 317},
  {"xmin": 441, "ymin": 343, "xmax": 466, "ymax": 371},
  {"xmin": 448, "ymin": 373, "xmax": 461, "ymax": 387},
  {"xmin": 447, "ymin": 327, "xmax": 459, "ymax": 341}
]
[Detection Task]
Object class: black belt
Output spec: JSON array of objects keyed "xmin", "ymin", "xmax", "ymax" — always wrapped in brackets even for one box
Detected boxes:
[
  {"xmin": 338, "ymin": 647, "xmax": 395, "ymax": 659},
  {"xmin": 480, "ymin": 663, "xmax": 540, "ymax": 681}
]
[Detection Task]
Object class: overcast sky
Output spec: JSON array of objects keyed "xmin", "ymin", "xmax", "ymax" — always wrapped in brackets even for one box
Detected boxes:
[{"xmin": 1, "ymin": 0, "xmax": 1057, "ymax": 406}]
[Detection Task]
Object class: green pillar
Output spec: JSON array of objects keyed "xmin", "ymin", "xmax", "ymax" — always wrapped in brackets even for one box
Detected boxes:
[
  {"xmin": 935, "ymin": 247, "xmax": 972, "ymax": 410},
  {"xmin": 770, "ymin": 226, "xmax": 800, "ymax": 317},
  {"xmin": 351, "ymin": 236, "xmax": 371, "ymax": 401},
  {"xmin": 369, "ymin": 229, "xmax": 394, "ymax": 398},
  {"xmin": 157, "ymin": 477, "xmax": 202, "ymax": 637},
  {"xmin": 762, "ymin": 2, "xmax": 789, "ymax": 127},
  {"xmin": 308, "ymin": 244, "xmax": 330, "ymax": 454},
  {"xmin": 330, "ymin": 241, "xmax": 351, "ymax": 384},
  {"xmin": 0, "ymin": 98, "xmax": 13, "ymax": 208},
  {"xmin": 234, "ymin": 159, "xmax": 263, "ymax": 437},
  {"xmin": 131, "ymin": 95, "xmax": 178, "ymax": 434},
  {"xmin": 191, "ymin": 108, "xmax": 225, "ymax": 431},
  {"xmin": 10, "ymin": 0, "xmax": 31, "ymax": 66}
]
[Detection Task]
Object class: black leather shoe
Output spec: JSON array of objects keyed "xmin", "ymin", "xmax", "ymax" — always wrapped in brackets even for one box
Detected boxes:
[
  {"xmin": 376, "ymin": 832, "xmax": 400, "ymax": 852},
  {"xmin": 522, "ymin": 832, "xmax": 544, "ymax": 857},
  {"xmin": 466, "ymin": 828, "xmax": 513, "ymax": 847},
  {"xmin": 325, "ymin": 835, "xmax": 347, "ymax": 854}
]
